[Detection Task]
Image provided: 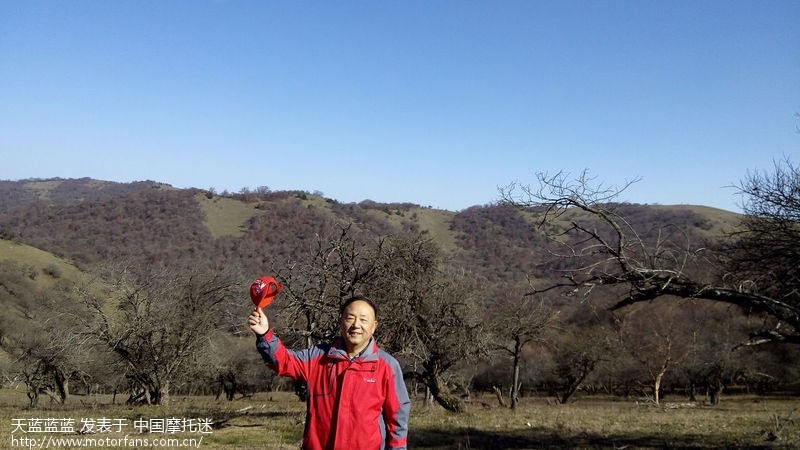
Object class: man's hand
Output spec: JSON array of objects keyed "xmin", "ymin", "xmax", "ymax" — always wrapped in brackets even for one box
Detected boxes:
[{"xmin": 248, "ymin": 308, "xmax": 269, "ymax": 335}]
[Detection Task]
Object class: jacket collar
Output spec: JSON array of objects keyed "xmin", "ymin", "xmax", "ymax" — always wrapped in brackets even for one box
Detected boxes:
[{"xmin": 329, "ymin": 336, "xmax": 379, "ymax": 362}]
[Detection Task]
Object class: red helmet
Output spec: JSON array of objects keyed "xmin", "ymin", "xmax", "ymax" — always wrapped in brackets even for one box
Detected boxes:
[{"xmin": 249, "ymin": 275, "xmax": 282, "ymax": 309}]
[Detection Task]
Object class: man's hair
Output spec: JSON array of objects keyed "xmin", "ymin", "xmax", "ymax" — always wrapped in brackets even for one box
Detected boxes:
[{"xmin": 339, "ymin": 295, "xmax": 378, "ymax": 318}]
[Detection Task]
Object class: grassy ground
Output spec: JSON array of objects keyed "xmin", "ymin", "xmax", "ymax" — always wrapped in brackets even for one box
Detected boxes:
[
  {"xmin": 1, "ymin": 388, "xmax": 798, "ymax": 449},
  {"xmin": 195, "ymin": 194, "xmax": 260, "ymax": 239}
]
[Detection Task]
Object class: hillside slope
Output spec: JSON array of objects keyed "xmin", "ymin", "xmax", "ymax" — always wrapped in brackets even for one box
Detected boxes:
[{"xmin": 0, "ymin": 177, "xmax": 741, "ymax": 290}]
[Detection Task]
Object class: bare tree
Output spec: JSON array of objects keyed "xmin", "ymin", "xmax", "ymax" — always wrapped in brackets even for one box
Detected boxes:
[
  {"xmin": 499, "ymin": 168, "xmax": 800, "ymax": 347},
  {"xmin": 614, "ymin": 303, "xmax": 694, "ymax": 404},
  {"xmin": 376, "ymin": 236, "xmax": 488, "ymax": 413},
  {"xmin": 0, "ymin": 266, "xmax": 91, "ymax": 406},
  {"xmin": 549, "ymin": 307, "xmax": 620, "ymax": 404},
  {"xmin": 272, "ymin": 223, "xmax": 386, "ymax": 348},
  {"xmin": 3, "ymin": 317, "xmax": 89, "ymax": 406},
  {"xmin": 396, "ymin": 270, "xmax": 485, "ymax": 413},
  {"xmin": 206, "ymin": 335, "xmax": 274, "ymax": 401},
  {"xmin": 721, "ymin": 157, "xmax": 800, "ymax": 345},
  {"xmin": 679, "ymin": 308, "xmax": 739, "ymax": 405},
  {"xmin": 79, "ymin": 264, "xmax": 238, "ymax": 405},
  {"xmin": 490, "ymin": 287, "xmax": 558, "ymax": 409}
]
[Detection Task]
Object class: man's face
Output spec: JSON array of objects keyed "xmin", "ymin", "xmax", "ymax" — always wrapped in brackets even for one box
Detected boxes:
[{"xmin": 339, "ymin": 300, "xmax": 378, "ymax": 354}]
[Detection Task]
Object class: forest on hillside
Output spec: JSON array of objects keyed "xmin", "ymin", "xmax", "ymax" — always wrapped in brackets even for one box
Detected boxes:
[{"xmin": 0, "ymin": 164, "xmax": 798, "ymax": 411}]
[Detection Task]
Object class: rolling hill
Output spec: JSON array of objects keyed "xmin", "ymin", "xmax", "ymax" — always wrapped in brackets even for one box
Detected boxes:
[{"xmin": 0, "ymin": 177, "xmax": 740, "ymax": 280}]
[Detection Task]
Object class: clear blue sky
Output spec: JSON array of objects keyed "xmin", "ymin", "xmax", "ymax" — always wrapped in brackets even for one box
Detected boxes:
[{"xmin": 2, "ymin": 1, "xmax": 798, "ymax": 212}]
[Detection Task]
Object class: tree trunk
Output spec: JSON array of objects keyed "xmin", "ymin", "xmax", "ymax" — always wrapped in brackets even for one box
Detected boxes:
[
  {"xmin": 653, "ymin": 357, "xmax": 670, "ymax": 405},
  {"xmin": 160, "ymin": 381, "xmax": 169, "ymax": 405},
  {"xmin": 40, "ymin": 388, "xmax": 59, "ymax": 403},
  {"xmin": 53, "ymin": 368, "xmax": 69, "ymax": 403},
  {"xmin": 493, "ymin": 386, "xmax": 508, "ymax": 408},
  {"xmin": 708, "ymin": 382, "xmax": 723, "ymax": 405},
  {"xmin": 510, "ymin": 337, "xmax": 522, "ymax": 409},
  {"xmin": 27, "ymin": 390, "xmax": 39, "ymax": 407},
  {"xmin": 559, "ymin": 376, "xmax": 580, "ymax": 404},
  {"xmin": 558, "ymin": 359, "xmax": 595, "ymax": 404},
  {"xmin": 429, "ymin": 373, "xmax": 465, "ymax": 413},
  {"xmin": 653, "ymin": 371, "xmax": 664, "ymax": 405}
]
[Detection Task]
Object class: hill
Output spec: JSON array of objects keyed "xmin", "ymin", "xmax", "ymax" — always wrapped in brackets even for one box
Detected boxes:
[{"xmin": 0, "ymin": 177, "xmax": 740, "ymax": 278}]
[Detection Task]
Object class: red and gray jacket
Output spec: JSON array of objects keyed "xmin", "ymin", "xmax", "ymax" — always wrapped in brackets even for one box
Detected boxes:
[{"xmin": 256, "ymin": 330, "xmax": 411, "ymax": 450}]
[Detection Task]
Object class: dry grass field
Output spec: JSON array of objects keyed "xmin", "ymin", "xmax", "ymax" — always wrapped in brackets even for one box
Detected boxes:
[
  {"xmin": 1, "ymin": 388, "xmax": 798, "ymax": 449},
  {"xmin": 195, "ymin": 194, "xmax": 260, "ymax": 239}
]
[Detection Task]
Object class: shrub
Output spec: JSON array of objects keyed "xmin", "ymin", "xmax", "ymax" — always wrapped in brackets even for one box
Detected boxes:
[{"xmin": 42, "ymin": 263, "xmax": 62, "ymax": 278}]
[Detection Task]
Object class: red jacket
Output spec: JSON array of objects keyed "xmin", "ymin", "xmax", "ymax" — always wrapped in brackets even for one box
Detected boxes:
[{"xmin": 257, "ymin": 330, "xmax": 410, "ymax": 450}]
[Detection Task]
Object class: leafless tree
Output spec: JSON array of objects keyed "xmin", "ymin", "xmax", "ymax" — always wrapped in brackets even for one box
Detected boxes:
[
  {"xmin": 376, "ymin": 236, "xmax": 488, "ymax": 413},
  {"xmin": 720, "ymin": 157, "xmax": 800, "ymax": 345},
  {"xmin": 3, "ymin": 314, "xmax": 89, "ymax": 406},
  {"xmin": 677, "ymin": 303, "xmax": 743, "ymax": 404},
  {"xmin": 0, "ymin": 265, "xmax": 91, "ymax": 406},
  {"xmin": 614, "ymin": 303, "xmax": 695, "ymax": 404},
  {"xmin": 271, "ymin": 223, "xmax": 386, "ymax": 348},
  {"xmin": 499, "ymin": 168, "xmax": 800, "ymax": 347},
  {"xmin": 490, "ymin": 286, "xmax": 559, "ymax": 409},
  {"xmin": 549, "ymin": 307, "xmax": 620, "ymax": 404},
  {"xmin": 78, "ymin": 263, "xmax": 238, "ymax": 405}
]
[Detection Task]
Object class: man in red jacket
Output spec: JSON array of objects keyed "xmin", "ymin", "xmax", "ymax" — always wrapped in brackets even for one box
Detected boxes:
[{"xmin": 248, "ymin": 295, "xmax": 410, "ymax": 450}]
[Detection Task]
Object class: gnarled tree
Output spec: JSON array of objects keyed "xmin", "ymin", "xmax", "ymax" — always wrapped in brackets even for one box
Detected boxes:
[
  {"xmin": 721, "ymin": 157, "xmax": 800, "ymax": 345},
  {"xmin": 500, "ymin": 164, "xmax": 800, "ymax": 348},
  {"xmin": 376, "ymin": 236, "xmax": 488, "ymax": 413},
  {"xmin": 79, "ymin": 264, "xmax": 238, "ymax": 405},
  {"xmin": 490, "ymin": 286, "xmax": 559, "ymax": 409}
]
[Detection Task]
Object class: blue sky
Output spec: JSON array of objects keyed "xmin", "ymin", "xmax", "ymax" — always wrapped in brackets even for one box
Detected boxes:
[{"xmin": 1, "ymin": 1, "xmax": 798, "ymax": 212}]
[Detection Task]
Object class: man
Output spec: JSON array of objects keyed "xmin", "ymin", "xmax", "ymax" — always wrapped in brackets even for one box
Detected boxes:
[{"xmin": 248, "ymin": 295, "xmax": 410, "ymax": 450}]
